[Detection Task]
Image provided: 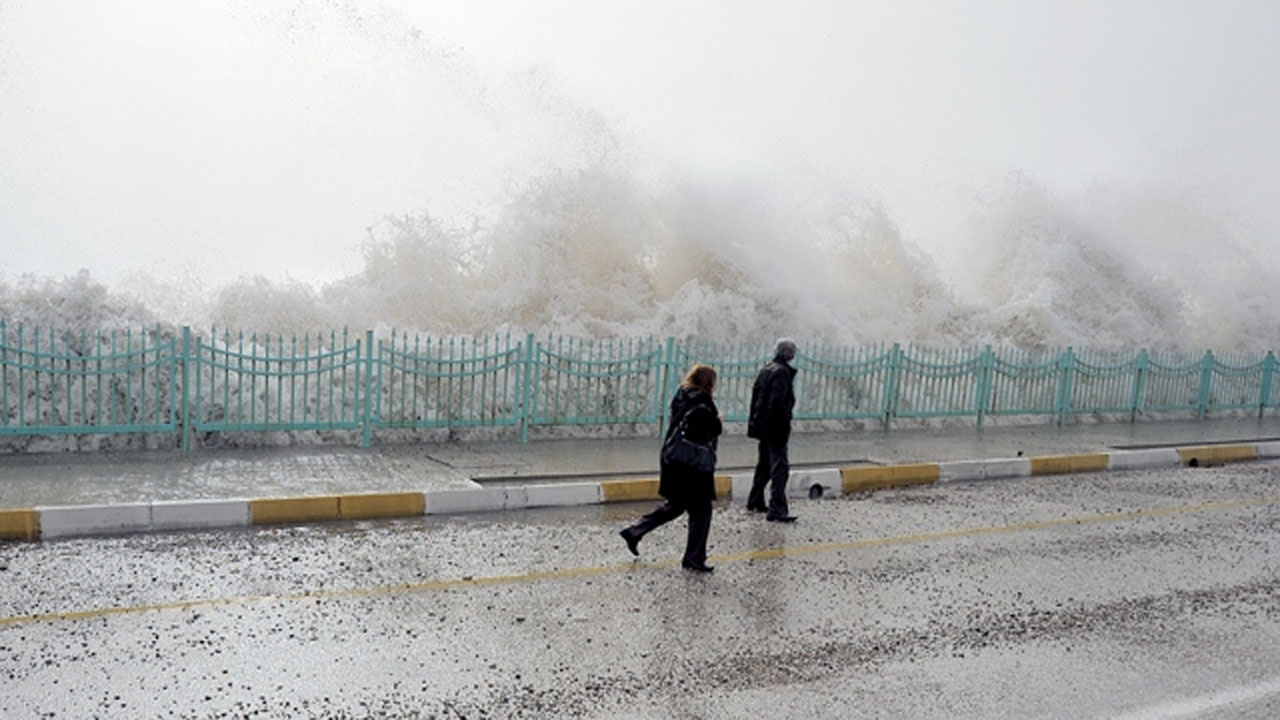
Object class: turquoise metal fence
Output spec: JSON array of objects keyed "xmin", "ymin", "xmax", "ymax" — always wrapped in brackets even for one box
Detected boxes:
[
  {"xmin": 986, "ymin": 347, "xmax": 1061, "ymax": 423},
  {"xmin": 1, "ymin": 322, "xmax": 1277, "ymax": 449},
  {"xmin": 1064, "ymin": 349, "xmax": 1134, "ymax": 416},
  {"xmin": 1140, "ymin": 351, "xmax": 1201, "ymax": 416},
  {"xmin": 892, "ymin": 345, "xmax": 985, "ymax": 422},
  {"xmin": 675, "ymin": 338, "xmax": 776, "ymax": 423},
  {"xmin": 187, "ymin": 328, "xmax": 364, "ymax": 450},
  {"xmin": 1202, "ymin": 351, "xmax": 1271, "ymax": 417},
  {"xmin": 526, "ymin": 335, "xmax": 667, "ymax": 441},
  {"xmin": 372, "ymin": 332, "xmax": 525, "ymax": 434},
  {"xmin": 0, "ymin": 322, "xmax": 178, "ymax": 437}
]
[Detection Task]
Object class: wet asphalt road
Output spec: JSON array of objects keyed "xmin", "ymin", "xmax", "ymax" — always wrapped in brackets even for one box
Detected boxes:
[{"xmin": 2, "ymin": 462, "xmax": 1279, "ymax": 719}]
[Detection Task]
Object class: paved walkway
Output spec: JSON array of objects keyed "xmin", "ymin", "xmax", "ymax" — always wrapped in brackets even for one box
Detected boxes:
[{"xmin": 3, "ymin": 417, "xmax": 1280, "ymax": 508}]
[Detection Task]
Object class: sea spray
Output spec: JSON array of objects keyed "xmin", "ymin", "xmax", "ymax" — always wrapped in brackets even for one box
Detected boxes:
[
  {"xmin": 964, "ymin": 176, "xmax": 1280, "ymax": 351},
  {"xmin": 3, "ymin": 0, "xmax": 1279, "ymax": 353},
  {"xmin": 2, "ymin": 166, "xmax": 1278, "ymax": 353}
]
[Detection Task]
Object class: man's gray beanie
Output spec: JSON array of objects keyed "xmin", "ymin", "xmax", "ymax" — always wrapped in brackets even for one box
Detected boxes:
[{"xmin": 774, "ymin": 338, "xmax": 797, "ymax": 362}]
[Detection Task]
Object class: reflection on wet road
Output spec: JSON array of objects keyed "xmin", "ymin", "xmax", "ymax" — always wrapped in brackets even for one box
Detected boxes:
[{"xmin": 3, "ymin": 462, "xmax": 1279, "ymax": 718}]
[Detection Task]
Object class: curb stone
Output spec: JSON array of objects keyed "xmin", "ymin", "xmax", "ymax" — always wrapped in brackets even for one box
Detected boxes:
[{"xmin": 1, "ymin": 443, "xmax": 1273, "ymax": 542}]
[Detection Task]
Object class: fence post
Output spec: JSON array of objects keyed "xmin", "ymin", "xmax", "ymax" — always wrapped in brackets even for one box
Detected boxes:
[
  {"xmin": 658, "ymin": 337, "xmax": 675, "ymax": 437},
  {"xmin": 1056, "ymin": 347, "xmax": 1075, "ymax": 426},
  {"xmin": 1261, "ymin": 351, "xmax": 1276, "ymax": 419},
  {"xmin": 181, "ymin": 326, "xmax": 192, "ymax": 452},
  {"xmin": 883, "ymin": 343, "xmax": 902, "ymax": 430},
  {"xmin": 1130, "ymin": 349, "xmax": 1148, "ymax": 423},
  {"xmin": 520, "ymin": 333, "xmax": 535, "ymax": 443},
  {"xmin": 976, "ymin": 345, "xmax": 993, "ymax": 430},
  {"xmin": 362, "ymin": 330, "xmax": 374, "ymax": 447},
  {"xmin": 1196, "ymin": 349, "xmax": 1214, "ymax": 421}
]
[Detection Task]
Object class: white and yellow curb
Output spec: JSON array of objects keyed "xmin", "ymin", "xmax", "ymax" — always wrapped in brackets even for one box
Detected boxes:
[
  {"xmin": 1, "ymin": 443, "xmax": 1274, "ymax": 542},
  {"xmin": 1256, "ymin": 440, "xmax": 1280, "ymax": 458},
  {"xmin": 936, "ymin": 458, "xmax": 1032, "ymax": 483},
  {"xmin": 728, "ymin": 468, "xmax": 843, "ymax": 504},
  {"xmin": 40, "ymin": 503, "xmax": 153, "ymax": 539},
  {"xmin": 791, "ymin": 468, "xmax": 843, "ymax": 499},
  {"xmin": 424, "ymin": 487, "xmax": 517, "ymax": 515},
  {"xmin": 151, "ymin": 498, "xmax": 251, "ymax": 531},
  {"xmin": 1106, "ymin": 448, "xmax": 1180, "ymax": 471}
]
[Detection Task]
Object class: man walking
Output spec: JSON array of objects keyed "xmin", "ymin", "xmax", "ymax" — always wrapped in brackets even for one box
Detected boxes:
[{"xmin": 747, "ymin": 338, "xmax": 798, "ymax": 522}]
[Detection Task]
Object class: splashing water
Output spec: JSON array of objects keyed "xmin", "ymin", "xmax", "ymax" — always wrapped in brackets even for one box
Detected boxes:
[
  {"xmin": 4, "ymin": 165, "xmax": 1277, "ymax": 353},
  {"xmin": 2, "ymin": 2, "xmax": 1279, "ymax": 354}
]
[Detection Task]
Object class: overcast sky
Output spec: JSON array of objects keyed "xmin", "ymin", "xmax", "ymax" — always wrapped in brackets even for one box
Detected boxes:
[{"xmin": 2, "ymin": 0, "xmax": 1278, "ymax": 288}]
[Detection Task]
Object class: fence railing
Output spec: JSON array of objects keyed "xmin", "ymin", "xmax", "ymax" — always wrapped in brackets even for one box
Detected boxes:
[
  {"xmin": 188, "ymin": 329, "xmax": 365, "ymax": 448},
  {"xmin": 1, "ymin": 322, "xmax": 1277, "ymax": 450},
  {"xmin": 0, "ymin": 324, "xmax": 179, "ymax": 437}
]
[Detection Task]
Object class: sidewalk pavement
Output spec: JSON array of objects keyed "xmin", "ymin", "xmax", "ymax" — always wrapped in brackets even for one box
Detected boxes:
[
  {"xmin": 3, "ymin": 417, "xmax": 1280, "ymax": 541},
  {"xmin": 3, "ymin": 417, "xmax": 1280, "ymax": 511}
]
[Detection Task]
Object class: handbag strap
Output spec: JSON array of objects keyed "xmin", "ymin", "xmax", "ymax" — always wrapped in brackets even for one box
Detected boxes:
[
  {"xmin": 676, "ymin": 404, "xmax": 715, "ymax": 439},
  {"xmin": 666, "ymin": 398, "xmax": 697, "ymax": 446}
]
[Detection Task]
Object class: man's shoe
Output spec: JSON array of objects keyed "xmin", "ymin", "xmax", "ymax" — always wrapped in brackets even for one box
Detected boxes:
[
  {"xmin": 620, "ymin": 528, "xmax": 640, "ymax": 556},
  {"xmin": 766, "ymin": 514, "xmax": 798, "ymax": 523},
  {"xmin": 681, "ymin": 561, "xmax": 715, "ymax": 573},
  {"xmin": 746, "ymin": 503, "xmax": 767, "ymax": 513}
]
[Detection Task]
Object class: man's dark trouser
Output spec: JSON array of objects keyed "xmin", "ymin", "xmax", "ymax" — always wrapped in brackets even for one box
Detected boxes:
[
  {"xmin": 749, "ymin": 439, "xmax": 790, "ymax": 517},
  {"xmin": 627, "ymin": 497, "xmax": 712, "ymax": 565}
]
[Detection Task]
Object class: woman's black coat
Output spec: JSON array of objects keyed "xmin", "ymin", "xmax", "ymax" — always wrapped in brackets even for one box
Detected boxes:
[{"xmin": 659, "ymin": 385, "xmax": 723, "ymax": 503}]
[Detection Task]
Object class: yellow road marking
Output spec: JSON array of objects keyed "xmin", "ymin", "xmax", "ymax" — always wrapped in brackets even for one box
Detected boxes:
[{"xmin": 3, "ymin": 495, "xmax": 1277, "ymax": 629}]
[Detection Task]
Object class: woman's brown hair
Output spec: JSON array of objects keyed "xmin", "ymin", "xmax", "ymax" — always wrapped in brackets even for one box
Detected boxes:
[{"xmin": 681, "ymin": 364, "xmax": 716, "ymax": 396}]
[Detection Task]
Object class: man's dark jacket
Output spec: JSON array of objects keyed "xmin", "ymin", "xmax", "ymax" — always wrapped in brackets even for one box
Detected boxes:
[{"xmin": 747, "ymin": 358, "xmax": 797, "ymax": 443}]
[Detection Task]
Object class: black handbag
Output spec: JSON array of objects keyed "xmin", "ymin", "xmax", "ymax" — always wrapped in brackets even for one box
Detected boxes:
[{"xmin": 661, "ymin": 410, "xmax": 716, "ymax": 473}]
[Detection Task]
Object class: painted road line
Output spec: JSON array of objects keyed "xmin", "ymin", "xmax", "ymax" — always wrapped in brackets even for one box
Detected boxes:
[
  {"xmin": 7, "ymin": 494, "xmax": 1274, "ymax": 630},
  {"xmin": 1176, "ymin": 444, "xmax": 1258, "ymax": 467},
  {"xmin": 714, "ymin": 496, "xmax": 1280, "ymax": 563},
  {"xmin": 1029, "ymin": 453, "xmax": 1110, "ymax": 475},
  {"xmin": 841, "ymin": 463, "xmax": 940, "ymax": 493}
]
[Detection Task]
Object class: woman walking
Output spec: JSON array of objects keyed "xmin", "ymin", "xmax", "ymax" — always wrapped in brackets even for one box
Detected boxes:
[{"xmin": 619, "ymin": 364, "xmax": 723, "ymax": 572}]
